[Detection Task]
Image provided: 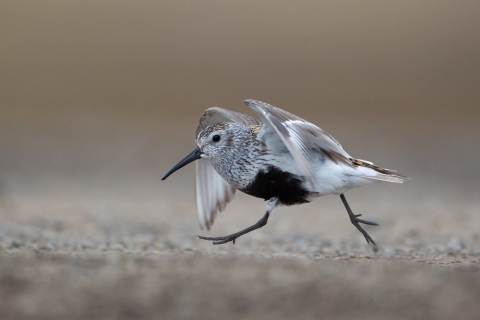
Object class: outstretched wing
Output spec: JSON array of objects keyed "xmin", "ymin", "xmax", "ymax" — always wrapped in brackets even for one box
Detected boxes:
[
  {"xmin": 195, "ymin": 107, "xmax": 260, "ymax": 230},
  {"xmin": 245, "ymin": 99, "xmax": 353, "ymax": 188},
  {"xmin": 244, "ymin": 99, "xmax": 408, "ymax": 185}
]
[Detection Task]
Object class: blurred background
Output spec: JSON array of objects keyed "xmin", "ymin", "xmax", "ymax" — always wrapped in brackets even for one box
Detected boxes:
[{"xmin": 1, "ymin": 1, "xmax": 480, "ymax": 319}]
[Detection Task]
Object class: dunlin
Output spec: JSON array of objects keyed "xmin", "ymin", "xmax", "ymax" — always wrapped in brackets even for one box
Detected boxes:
[{"xmin": 162, "ymin": 100, "xmax": 408, "ymax": 245}]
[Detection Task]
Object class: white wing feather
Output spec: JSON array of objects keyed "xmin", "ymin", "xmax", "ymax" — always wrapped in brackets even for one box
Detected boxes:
[{"xmin": 195, "ymin": 159, "xmax": 235, "ymax": 230}]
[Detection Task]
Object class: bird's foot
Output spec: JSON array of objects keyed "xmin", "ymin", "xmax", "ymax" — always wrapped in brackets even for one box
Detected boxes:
[
  {"xmin": 198, "ymin": 234, "xmax": 239, "ymax": 245},
  {"xmin": 350, "ymin": 214, "xmax": 379, "ymax": 245},
  {"xmin": 352, "ymin": 214, "xmax": 379, "ymax": 226}
]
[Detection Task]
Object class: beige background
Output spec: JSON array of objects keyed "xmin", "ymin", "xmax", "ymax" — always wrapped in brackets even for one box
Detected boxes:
[{"xmin": 1, "ymin": 1, "xmax": 480, "ymax": 319}]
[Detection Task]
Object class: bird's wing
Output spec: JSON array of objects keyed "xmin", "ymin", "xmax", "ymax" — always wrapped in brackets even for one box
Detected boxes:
[
  {"xmin": 244, "ymin": 99, "xmax": 354, "ymax": 188},
  {"xmin": 195, "ymin": 159, "xmax": 235, "ymax": 230},
  {"xmin": 195, "ymin": 107, "xmax": 259, "ymax": 230},
  {"xmin": 196, "ymin": 107, "xmax": 260, "ymax": 136},
  {"xmin": 244, "ymin": 99, "xmax": 409, "ymax": 184}
]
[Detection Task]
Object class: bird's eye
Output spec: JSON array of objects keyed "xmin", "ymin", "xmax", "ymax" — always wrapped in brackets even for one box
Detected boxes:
[{"xmin": 212, "ymin": 135, "xmax": 221, "ymax": 142}]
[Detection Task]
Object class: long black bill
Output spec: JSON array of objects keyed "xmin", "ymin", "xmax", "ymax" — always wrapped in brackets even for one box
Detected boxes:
[{"xmin": 161, "ymin": 147, "xmax": 203, "ymax": 180}]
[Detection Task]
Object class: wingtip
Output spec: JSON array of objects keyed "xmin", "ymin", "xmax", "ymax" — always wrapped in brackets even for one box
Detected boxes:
[
  {"xmin": 244, "ymin": 99, "xmax": 260, "ymax": 106},
  {"xmin": 199, "ymin": 220, "xmax": 211, "ymax": 231}
]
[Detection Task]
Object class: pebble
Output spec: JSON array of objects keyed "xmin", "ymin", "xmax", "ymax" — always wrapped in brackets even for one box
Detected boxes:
[
  {"xmin": 447, "ymin": 237, "xmax": 466, "ymax": 254},
  {"xmin": 182, "ymin": 241, "xmax": 193, "ymax": 251},
  {"xmin": 8, "ymin": 239, "xmax": 24, "ymax": 249},
  {"xmin": 383, "ymin": 247, "xmax": 396, "ymax": 256}
]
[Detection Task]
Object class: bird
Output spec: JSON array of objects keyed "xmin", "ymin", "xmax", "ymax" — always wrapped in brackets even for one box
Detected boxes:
[{"xmin": 162, "ymin": 99, "xmax": 408, "ymax": 245}]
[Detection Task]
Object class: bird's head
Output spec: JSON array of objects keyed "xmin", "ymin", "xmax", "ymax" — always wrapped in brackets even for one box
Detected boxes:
[
  {"xmin": 161, "ymin": 122, "xmax": 246, "ymax": 180},
  {"xmin": 196, "ymin": 123, "xmax": 241, "ymax": 161}
]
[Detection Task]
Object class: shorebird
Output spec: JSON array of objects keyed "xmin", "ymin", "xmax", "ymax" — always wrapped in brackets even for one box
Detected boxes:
[{"xmin": 162, "ymin": 100, "xmax": 408, "ymax": 245}]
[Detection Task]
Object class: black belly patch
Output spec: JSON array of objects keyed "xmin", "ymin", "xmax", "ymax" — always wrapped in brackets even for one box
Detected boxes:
[{"xmin": 242, "ymin": 165, "xmax": 310, "ymax": 206}]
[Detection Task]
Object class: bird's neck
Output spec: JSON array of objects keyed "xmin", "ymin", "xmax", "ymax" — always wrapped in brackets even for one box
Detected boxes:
[{"xmin": 211, "ymin": 139, "xmax": 265, "ymax": 190}]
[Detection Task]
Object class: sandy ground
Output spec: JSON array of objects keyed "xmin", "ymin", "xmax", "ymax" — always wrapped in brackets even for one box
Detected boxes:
[{"xmin": 0, "ymin": 202, "xmax": 480, "ymax": 320}]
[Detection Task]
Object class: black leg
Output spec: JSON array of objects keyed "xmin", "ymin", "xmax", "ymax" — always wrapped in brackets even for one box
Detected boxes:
[
  {"xmin": 198, "ymin": 211, "xmax": 270, "ymax": 245},
  {"xmin": 340, "ymin": 194, "xmax": 379, "ymax": 245}
]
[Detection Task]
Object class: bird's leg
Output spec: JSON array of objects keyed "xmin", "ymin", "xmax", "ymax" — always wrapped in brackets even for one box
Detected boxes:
[
  {"xmin": 198, "ymin": 211, "xmax": 270, "ymax": 245},
  {"xmin": 340, "ymin": 194, "xmax": 379, "ymax": 245},
  {"xmin": 198, "ymin": 198, "xmax": 278, "ymax": 245}
]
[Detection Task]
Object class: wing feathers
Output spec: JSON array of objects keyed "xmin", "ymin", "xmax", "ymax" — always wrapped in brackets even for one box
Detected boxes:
[
  {"xmin": 197, "ymin": 107, "xmax": 259, "ymax": 136},
  {"xmin": 244, "ymin": 99, "xmax": 407, "ymax": 185},
  {"xmin": 245, "ymin": 99, "xmax": 354, "ymax": 188},
  {"xmin": 195, "ymin": 159, "xmax": 235, "ymax": 230}
]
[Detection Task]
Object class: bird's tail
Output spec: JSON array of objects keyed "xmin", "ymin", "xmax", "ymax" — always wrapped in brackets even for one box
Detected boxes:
[{"xmin": 350, "ymin": 158, "xmax": 410, "ymax": 183}]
